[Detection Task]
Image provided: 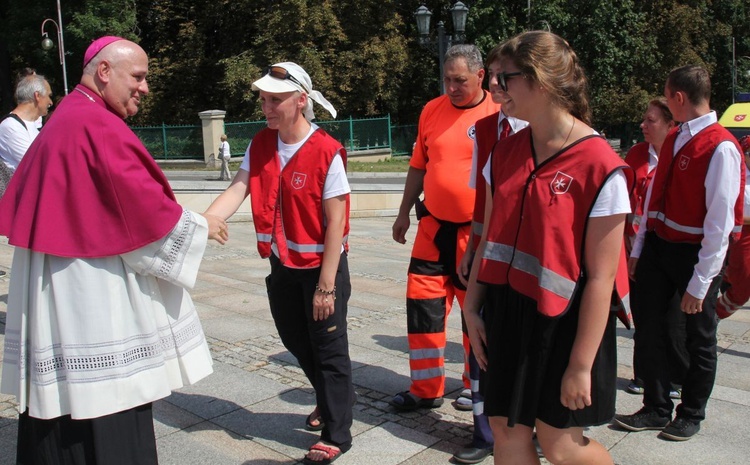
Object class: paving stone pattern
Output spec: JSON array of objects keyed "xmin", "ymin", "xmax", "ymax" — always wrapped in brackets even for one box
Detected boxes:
[{"xmin": 1, "ymin": 217, "xmax": 750, "ymax": 465}]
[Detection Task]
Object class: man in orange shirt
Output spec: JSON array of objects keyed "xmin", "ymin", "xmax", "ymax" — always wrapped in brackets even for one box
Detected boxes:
[{"xmin": 390, "ymin": 44, "xmax": 500, "ymax": 463}]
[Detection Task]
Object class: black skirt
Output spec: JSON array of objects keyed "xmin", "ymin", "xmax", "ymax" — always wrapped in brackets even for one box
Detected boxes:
[
  {"xmin": 480, "ymin": 284, "xmax": 616, "ymax": 429},
  {"xmin": 16, "ymin": 403, "xmax": 158, "ymax": 465}
]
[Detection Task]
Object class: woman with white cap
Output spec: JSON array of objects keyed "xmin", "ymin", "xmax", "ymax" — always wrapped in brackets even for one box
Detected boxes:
[{"xmin": 204, "ymin": 62, "xmax": 354, "ymax": 464}]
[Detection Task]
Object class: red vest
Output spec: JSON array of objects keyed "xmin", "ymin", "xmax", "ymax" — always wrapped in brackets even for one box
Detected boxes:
[
  {"xmin": 248, "ymin": 128, "xmax": 350, "ymax": 269},
  {"xmin": 646, "ymin": 124, "xmax": 744, "ymax": 243},
  {"xmin": 478, "ymin": 131, "xmax": 632, "ymax": 319},
  {"xmin": 471, "ymin": 112, "xmax": 501, "ymax": 246},
  {"xmin": 624, "ymin": 142, "xmax": 655, "ymax": 239}
]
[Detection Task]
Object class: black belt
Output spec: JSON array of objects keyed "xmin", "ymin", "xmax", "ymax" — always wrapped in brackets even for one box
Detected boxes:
[{"xmin": 417, "ymin": 199, "xmax": 471, "ymax": 290}]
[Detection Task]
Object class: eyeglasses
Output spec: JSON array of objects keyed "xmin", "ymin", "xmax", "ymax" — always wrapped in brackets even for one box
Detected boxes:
[
  {"xmin": 496, "ymin": 71, "xmax": 523, "ymax": 92},
  {"xmin": 266, "ymin": 66, "xmax": 310, "ymax": 93}
]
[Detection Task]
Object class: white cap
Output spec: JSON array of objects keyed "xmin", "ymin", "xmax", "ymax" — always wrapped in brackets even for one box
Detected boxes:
[{"xmin": 251, "ymin": 62, "xmax": 337, "ymax": 120}]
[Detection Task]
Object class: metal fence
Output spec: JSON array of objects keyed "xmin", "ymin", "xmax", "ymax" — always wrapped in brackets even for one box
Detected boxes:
[
  {"xmin": 224, "ymin": 120, "xmax": 266, "ymax": 157},
  {"xmin": 131, "ymin": 117, "xmax": 638, "ymax": 161},
  {"xmin": 390, "ymin": 124, "xmax": 417, "ymax": 156},
  {"xmin": 131, "ymin": 124, "xmax": 203, "ymax": 160},
  {"xmin": 132, "ymin": 115, "xmax": 396, "ymax": 160}
]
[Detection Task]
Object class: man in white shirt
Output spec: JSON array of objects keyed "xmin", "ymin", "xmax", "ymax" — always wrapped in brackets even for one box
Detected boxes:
[
  {"xmin": 0, "ymin": 73, "xmax": 53, "ymax": 170},
  {"xmin": 614, "ymin": 65, "xmax": 743, "ymax": 442}
]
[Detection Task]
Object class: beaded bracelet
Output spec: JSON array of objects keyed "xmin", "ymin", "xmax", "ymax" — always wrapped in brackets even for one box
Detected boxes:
[{"xmin": 315, "ymin": 284, "xmax": 336, "ymax": 295}]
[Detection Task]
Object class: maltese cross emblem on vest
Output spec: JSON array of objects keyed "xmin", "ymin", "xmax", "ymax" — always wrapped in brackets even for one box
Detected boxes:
[
  {"xmin": 678, "ymin": 154, "xmax": 690, "ymax": 171},
  {"xmin": 292, "ymin": 172, "xmax": 307, "ymax": 189},
  {"xmin": 550, "ymin": 171, "xmax": 574, "ymax": 195}
]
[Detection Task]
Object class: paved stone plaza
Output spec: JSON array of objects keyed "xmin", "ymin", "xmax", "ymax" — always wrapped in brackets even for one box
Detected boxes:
[{"xmin": 1, "ymin": 216, "xmax": 749, "ymax": 464}]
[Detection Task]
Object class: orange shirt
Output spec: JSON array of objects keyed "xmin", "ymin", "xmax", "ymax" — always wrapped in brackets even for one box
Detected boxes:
[{"xmin": 410, "ymin": 91, "xmax": 500, "ymax": 223}]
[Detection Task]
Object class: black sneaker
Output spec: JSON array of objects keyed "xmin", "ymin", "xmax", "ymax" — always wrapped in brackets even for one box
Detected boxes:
[
  {"xmin": 613, "ymin": 408, "xmax": 670, "ymax": 432},
  {"xmin": 658, "ymin": 417, "xmax": 700, "ymax": 441},
  {"xmin": 626, "ymin": 379, "xmax": 644, "ymax": 395}
]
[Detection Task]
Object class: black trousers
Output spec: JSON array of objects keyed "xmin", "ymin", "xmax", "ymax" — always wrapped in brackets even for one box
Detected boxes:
[
  {"xmin": 17, "ymin": 403, "xmax": 157, "ymax": 465},
  {"xmin": 630, "ymin": 279, "xmax": 689, "ymax": 390},
  {"xmin": 267, "ymin": 253, "xmax": 354, "ymax": 450},
  {"xmin": 633, "ymin": 232, "xmax": 719, "ymax": 422}
]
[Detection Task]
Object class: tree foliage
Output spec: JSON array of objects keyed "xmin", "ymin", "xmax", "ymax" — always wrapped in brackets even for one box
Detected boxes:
[{"xmin": 1, "ymin": 0, "xmax": 748, "ymax": 129}]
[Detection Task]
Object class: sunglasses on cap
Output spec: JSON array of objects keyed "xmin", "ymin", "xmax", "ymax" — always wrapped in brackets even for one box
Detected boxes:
[
  {"xmin": 266, "ymin": 66, "xmax": 310, "ymax": 93},
  {"xmin": 496, "ymin": 71, "xmax": 523, "ymax": 92}
]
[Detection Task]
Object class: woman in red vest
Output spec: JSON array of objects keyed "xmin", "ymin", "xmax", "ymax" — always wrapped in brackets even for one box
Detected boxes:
[
  {"xmin": 463, "ymin": 31, "xmax": 631, "ymax": 464},
  {"xmin": 625, "ymin": 100, "xmax": 688, "ymax": 400},
  {"xmin": 204, "ymin": 62, "xmax": 354, "ymax": 465}
]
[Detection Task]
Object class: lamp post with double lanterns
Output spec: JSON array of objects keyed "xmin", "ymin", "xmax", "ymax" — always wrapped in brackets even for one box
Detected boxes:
[
  {"xmin": 40, "ymin": 0, "xmax": 69, "ymax": 95},
  {"xmin": 414, "ymin": 2, "xmax": 470, "ymax": 95}
]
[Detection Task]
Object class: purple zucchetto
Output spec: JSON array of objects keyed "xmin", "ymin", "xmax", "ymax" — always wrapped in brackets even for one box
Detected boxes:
[{"xmin": 83, "ymin": 36, "xmax": 125, "ymax": 68}]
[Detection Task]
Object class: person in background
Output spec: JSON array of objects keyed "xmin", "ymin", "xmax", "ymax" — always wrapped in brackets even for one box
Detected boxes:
[
  {"xmin": 18, "ymin": 68, "xmax": 45, "ymax": 130},
  {"xmin": 0, "ymin": 73, "xmax": 52, "ymax": 171},
  {"xmin": 218, "ymin": 133, "xmax": 231, "ymax": 180},
  {"xmin": 0, "ymin": 36, "xmax": 222, "ymax": 464},
  {"xmin": 203, "ymin": 62, "xmax": 355, "ymax": 465},
  {"xmin": 624, "ymin": 99, "xmax": 687, "ymax": 401},
  {"xmin": 713, "ymin": 134, "xmax": 750, "ymax": 318},
  {"xmin": 453, "ymin": 42, "xmax": 528, "ymax": 465},
  {"xmin": 463, "ymin": 30, "xmax": 631, "ymax": 464},
  {"xmin": 389, "ymin": 45, "xmax": 499, "ymax": 424},
  {"xmin": 615, "ymin": 64, "xmax": 744, "ymax": 441}
]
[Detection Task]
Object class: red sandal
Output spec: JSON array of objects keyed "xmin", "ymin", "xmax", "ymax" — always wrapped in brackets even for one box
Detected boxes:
[{"xmin": 302, "ymin": 442, "xmax": 344, "ymax": 465}]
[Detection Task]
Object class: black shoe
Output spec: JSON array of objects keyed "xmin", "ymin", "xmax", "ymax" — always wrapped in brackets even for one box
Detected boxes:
[
  {"xmin": 452, "ymin": 446, "xmax": 493, "ymax": 464},
  {"xmin": 626, "ymin": 379, "xmax": 644, "ymax": 395},
  {"xmin": 389, "ymin": 391, "xmax": 443, "ymax": 411},
  {"xmin": 613, "ymin": 408, "xmax": 670, "ymax": 432},
  {"xmin": 658, "ymin": 417, "xmax": 700, "ymax": 441},
  {"xmin": 0, "ymin": 270, "xmax": 6, "ymax": 277}
]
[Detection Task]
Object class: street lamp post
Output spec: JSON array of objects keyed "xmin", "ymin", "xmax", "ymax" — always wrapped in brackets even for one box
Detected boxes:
[
  {"xmin": 414, "ymin": 2, "xmax": 470, "ymax": 95},
  {"xmin": 40, "ymin": 0, "xmax": 69, "ymax": 95}
]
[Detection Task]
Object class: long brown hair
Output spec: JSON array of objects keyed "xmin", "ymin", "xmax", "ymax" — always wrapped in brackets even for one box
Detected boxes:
[{"xmin": 500, "ymin": 31, "xmax": 591, "ymax": 125}]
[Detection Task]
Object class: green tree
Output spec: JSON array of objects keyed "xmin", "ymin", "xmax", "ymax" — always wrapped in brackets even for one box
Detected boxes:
[
  {"xmin": 0, "ymin": 0, "xmax": 137, "ymax": 103},
  {"xmin": 2, "ymin": 0, "xmax": 749, "ymax": 129}
]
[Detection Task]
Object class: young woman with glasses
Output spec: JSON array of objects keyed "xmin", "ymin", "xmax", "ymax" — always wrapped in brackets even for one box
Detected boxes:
[{"xmin": 463, "ymin": 31, "xmax": 632, "ymax": 464}]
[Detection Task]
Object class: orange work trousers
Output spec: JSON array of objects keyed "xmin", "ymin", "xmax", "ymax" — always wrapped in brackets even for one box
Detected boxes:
[{"xmin": 406, "ymin": 214, "xmax": 471, "ymax": 399}]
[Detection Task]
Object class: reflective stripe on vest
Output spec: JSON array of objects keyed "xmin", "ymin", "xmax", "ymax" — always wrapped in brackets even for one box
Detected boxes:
[
  {"xmin": 256, "ymin": 233, "xmax": 272, "ymax": 243},
  {"xmin": 269, "ymin": 234, "xmax": 349, "ymax": 255},
  {"xmin": 285, "ymin": 234, "xmax": 349, "ymax": 253},
  {"xmin": 483, "ymin": 241, "xmax": 577, "ymax": 300},
  {"xmin": 647, "ymin": 211, "xmax": 704, "ymax": 235}
]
